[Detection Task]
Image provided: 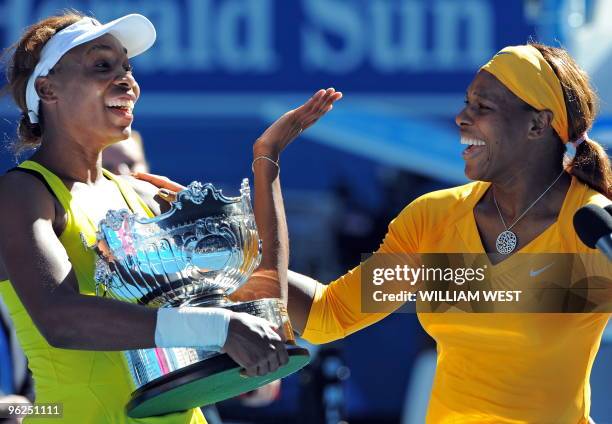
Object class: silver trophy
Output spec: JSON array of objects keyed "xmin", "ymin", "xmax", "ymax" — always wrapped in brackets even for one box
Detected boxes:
[{"xmin": 90, "ymin": 179, "xmax": 309, "ymax": 418}]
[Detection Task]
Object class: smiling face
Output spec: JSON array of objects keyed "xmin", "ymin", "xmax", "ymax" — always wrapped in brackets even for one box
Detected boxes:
[
  {"xmin": 39, "ymin": 33, "xmax": 139, "ymax": 146},
  {"xmin": 455, "ymin": 70, "xmax": 539, "ymax": 182}
]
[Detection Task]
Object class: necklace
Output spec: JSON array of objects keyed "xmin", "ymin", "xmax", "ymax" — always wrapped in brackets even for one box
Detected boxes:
[{"xmin": 492, "ymin": 170, "xmax": 565, "ymax": 255}]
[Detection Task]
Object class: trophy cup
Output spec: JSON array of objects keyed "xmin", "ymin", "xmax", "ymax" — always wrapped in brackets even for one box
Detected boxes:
[{"xmin": 90, "ymin": 179, "xmax": 310, "ymax": 418}]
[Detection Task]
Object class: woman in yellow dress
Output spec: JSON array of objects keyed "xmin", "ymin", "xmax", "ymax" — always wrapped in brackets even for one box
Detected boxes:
[
  {"xmin": 276, "ymin": 44, "xmax": 610, "ymax": 422},
  {"xmin": 0, "ymin": 10, "xmax": 341, "ymax": 424}
]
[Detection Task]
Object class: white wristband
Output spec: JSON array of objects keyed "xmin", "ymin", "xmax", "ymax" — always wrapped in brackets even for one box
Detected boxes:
[{"xmin": 154, "ymin": 307, "xmax": 232, "ymax": 351}]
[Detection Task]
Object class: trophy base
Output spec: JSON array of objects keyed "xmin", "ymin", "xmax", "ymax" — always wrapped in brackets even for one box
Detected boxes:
[{"xmin": 126, "ymin": 345, "xmax": 309, "ymax": 418}]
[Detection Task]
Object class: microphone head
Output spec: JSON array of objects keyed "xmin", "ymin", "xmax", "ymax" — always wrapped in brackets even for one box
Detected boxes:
[
  {"xmin": 605, "ymin": 204, "xmax": 612, "ymax": 216},
  {"xmin": 573, "ymin": 204, "xmax": 612, "ymax": 249}
]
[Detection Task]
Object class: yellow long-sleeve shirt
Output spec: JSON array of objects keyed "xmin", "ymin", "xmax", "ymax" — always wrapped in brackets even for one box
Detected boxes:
[{"xmin": 302, "ymin": 176, "xmax": 611, "ymax": 423}]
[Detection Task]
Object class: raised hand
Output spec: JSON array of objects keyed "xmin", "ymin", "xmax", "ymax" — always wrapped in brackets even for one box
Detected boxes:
[{"xmin": 254, "ymin": 87, "xmax": 343, "ymax": 158}]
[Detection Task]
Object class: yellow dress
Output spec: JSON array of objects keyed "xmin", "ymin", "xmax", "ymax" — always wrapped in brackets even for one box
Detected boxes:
[
  {"xmin": 302, "ymin": 176, "xmax": 611, "ymax": 423},
  {"xmin": 0, "ymin": 160, "xmax": 206, "ymax": 424}
]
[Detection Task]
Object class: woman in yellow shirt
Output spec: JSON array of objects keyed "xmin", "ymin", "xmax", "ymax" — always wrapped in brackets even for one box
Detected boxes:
[
  {"xmin": 0, "ymin": 10, "xmax": 341, "ymax": 424},
  {"xmin": 283, "ymin": 44, "xmax": 611, "ymax": 423}
]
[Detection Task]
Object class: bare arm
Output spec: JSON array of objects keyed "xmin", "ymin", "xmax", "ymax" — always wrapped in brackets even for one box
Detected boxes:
[
  {"xmin": 287, "ymin": 270, "xmax": 318, "ymax": 334},
  {"xmin": 230, "ymin": 88, "xmax": 343, "ymax": 305},
  {"xmin": 0, "ymin": 172, "xmax": 157, "ymax": 350},
  {"xmin": 228, "ymin": 143, "xmax": 290, "ymax": 303}
]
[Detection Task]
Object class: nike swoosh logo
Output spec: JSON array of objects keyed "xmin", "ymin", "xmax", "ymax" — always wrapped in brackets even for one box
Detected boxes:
[{"xmin": 530, "ymin": 263, "xmax": 554, "ymax": 277}]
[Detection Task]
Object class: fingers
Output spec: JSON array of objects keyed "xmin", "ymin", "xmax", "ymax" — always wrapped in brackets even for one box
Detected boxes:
[
  {"xmin": 310, "ymin": 89, "xmax": 326, "ymax": 102},
  {"xmin": 293, "ymin": 90, "xmax": 324, "ymax": 122},
  {"xmin": 297, "ymin": 88, "xmax": 342, "ymax": 130},
  {"xmin": 241, "ymin": 349, "xmax": 276, "ymax": 378},
  {"xmin": 238, "ymin": 348, "xmax": 264, "ymax": 378},
  {"xmin": 239, "ymin": 337, "xmax": 288, "ymax": 379},
  {"xmin": 308, "ymin": 88, "xmax": 336, "ymax": 113},
  {"xmin": 256, "ymin": 342, "xmax": 288, "ymax": 377},
  {"xmin": 283, "ymin": 88, "xmax": 342, "ymax": 143},
  {"xmin": 273, "ymin": 339, "xmax": 289, "ymax": 368},
  {"xmin": 267, "ymin": 340, "xmax": 289, "ymax": 373},
  {"xmin": 257, "ymin": 360, "xmax": 272, "ymax": 377},
  {"xmin": 273, "ymin": 343, "xmax": 289, "ymax": 371},
  {"xmin": 324, "ymin": 90, "xmax": 342, "ymax": 108},
  {"xmin": 301, "ymin": 105, "xmax": 333, "ymax": 131},
  {"xmin": 317, "ymin": 88, "xmax": 342, "ymax": 114},
  {"xmin": 263, "ymin": 322, "xmax": 282, "ymax": 343},
  {"xmin": 241, "ymin": 365, "xmax": 259, "ymax": 378},
  {"xmin": 319, "ymin": 88, "xmax": 342, "ymax": 107},
  {"xmin": 229, "ymin": 314, "xmax": 287, "ymax": 378},
  {"xmin": 300, "ymin": 88, "xmax": 340, "ymax": 116},
  {"xmin": 131, "ymin": 172, "xmax": 186, "ymax": 192},
  {"xmin": 157, "ymin": 188, "xmax": 178, "ymax": 203}
]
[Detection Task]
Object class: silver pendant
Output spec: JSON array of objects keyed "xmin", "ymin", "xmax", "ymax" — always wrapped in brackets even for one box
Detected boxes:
[{"xmin": 495, "ymin": 230, "xmax": 517, "ymax": 255}]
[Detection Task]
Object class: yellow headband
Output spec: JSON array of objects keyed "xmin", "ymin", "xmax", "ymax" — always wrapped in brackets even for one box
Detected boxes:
[{"xmin": 480, "ymin": 45, "xmax": 569, "ymax": 143}]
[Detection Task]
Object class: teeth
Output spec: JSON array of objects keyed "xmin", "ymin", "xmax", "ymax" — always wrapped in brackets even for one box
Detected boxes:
[
  {"xmin": 460, "ymin": 137, "xmax": 486, "ymax": 146},
  {"xmin": 106, "ymin": 99, "xmax": 134, "ymax": 110}
]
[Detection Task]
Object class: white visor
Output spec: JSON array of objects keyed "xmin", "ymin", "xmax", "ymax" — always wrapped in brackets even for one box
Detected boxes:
[{"xmin": 25, "ymin": 14, "xmax": 156, "ymax": 123}]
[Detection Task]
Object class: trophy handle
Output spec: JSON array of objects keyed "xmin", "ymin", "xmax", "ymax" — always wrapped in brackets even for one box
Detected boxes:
[{"xmin": 132, "ymin": 180, "xmax": 246, "ymax": 226}]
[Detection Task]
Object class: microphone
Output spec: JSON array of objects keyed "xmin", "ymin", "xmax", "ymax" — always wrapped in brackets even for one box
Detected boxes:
[
  {"xmin": 573, "ymin": 204, "xmax": 612, "ymax": 261},
  {"xmin": 605, "ymin": 204, "xmax": 612, "ymax": 216}
]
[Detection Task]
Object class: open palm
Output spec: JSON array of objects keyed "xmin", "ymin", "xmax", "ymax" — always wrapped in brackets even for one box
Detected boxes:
[{"xmin": 254, "ymin": 87, "xmax": 343, "ymax": 157}]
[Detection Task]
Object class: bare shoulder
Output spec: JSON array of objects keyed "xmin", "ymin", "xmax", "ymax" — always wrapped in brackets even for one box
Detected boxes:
[
  {"xmin": 0, "ymin": 171, "xmax": 57, "ymax": 220},
  {"xmin": 0, "ymin": 171, "xmax": 58, "ymax": 280}
]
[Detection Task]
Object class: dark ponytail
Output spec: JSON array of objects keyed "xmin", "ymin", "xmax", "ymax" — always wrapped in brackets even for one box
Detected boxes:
[
  {"xmin": 571, "ymin": 138, "xmax": 612, "ymax": 199},
  {"xmin": 530, "ymin": 42, "xmax": 612, "ymax": 199},
  {"xmin": 15, "ymin": 113, "xmax": 42, "ymax": 155}
]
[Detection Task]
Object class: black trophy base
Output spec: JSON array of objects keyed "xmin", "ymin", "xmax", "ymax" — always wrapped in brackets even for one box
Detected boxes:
[{"xmin": 126, "ymin": 345, "xmax": 310, "ymax": 418}]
